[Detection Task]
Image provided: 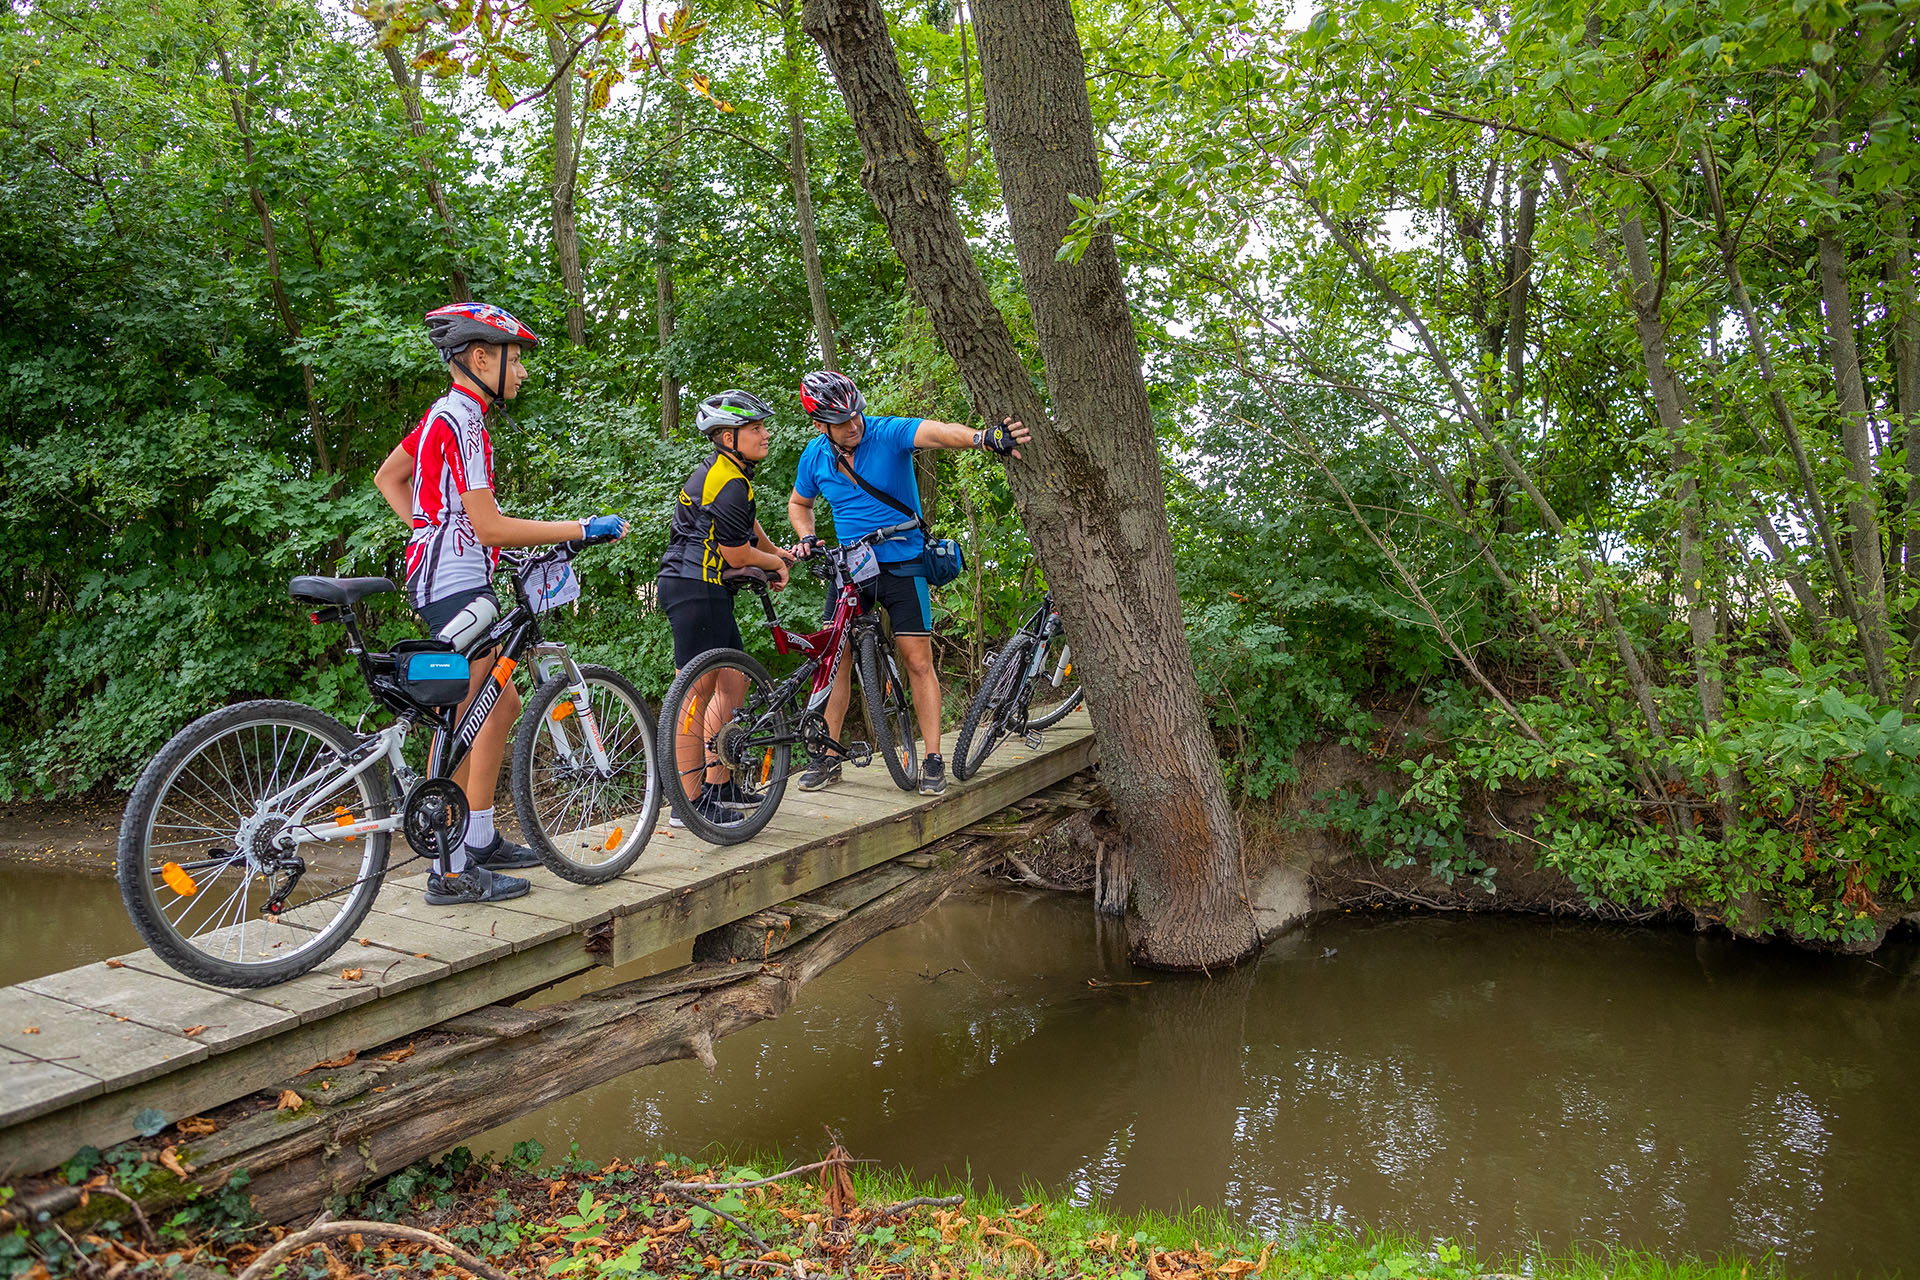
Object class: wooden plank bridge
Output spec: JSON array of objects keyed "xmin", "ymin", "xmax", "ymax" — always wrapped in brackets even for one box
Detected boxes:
[{"xmin": 0, "ymin": 713, "xmax": 1095, "ymax": 1196}]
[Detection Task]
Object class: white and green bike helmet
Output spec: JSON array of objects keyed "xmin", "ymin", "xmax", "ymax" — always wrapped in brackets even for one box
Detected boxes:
[{"xmin": 696, "ymin": 389, "xmax": 776, "ymax": 440}]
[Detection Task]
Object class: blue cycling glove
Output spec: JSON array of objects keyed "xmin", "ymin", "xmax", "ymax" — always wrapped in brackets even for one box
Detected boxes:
[{"xmin": 582, "ymin": 514, "xmax": 627, "ymax": 540}]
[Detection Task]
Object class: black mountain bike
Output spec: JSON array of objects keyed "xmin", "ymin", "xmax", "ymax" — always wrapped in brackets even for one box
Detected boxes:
[
  {"xmin": 655, "ymin": 520, "xmax": 923, "ymax": 845},
  {"xmin": 115, "ymin": 538, "xmax": 660, "ymax": 987},
  {"xmin": 952, "ymin": 590, "xmax": 1082, "ymax": 781}
]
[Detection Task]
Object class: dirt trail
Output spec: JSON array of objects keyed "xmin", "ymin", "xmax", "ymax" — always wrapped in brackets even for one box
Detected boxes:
[{"xmin": 0, "ymin": 798, "xmax": 120, "ymax": 875}]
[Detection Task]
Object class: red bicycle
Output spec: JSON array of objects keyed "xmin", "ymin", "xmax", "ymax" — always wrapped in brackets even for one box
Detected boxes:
[{"xmin": 655, "ymin": 519, "xmax": 923, "ymax": 844}]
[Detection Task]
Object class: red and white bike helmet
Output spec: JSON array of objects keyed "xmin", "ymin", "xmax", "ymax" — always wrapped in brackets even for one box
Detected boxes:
[
  {"xmin": 424, "ymin": 302, "xmax": 542, "ymax": 363},
  {"xmin": 799, "ymin": 369, "xmax": 866, "ymax": 424}
]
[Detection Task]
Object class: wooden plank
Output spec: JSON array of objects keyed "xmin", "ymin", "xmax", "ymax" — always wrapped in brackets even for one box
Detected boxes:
[
  {"xmin": 439, "ymin": 1005, "xmax": 560, "ymax": 1038},
  {"xmin": 0, "ymin": 1047, "xmax": 102, "ymax": 1130},
  {"xmin": 368, "ymin": 889, "xmax": 577, "ymax": 954},
  {"xmin": 0, "ymin": 989, "xmax": 205, "ymax": 1093},
  {"xmin": 341, "ymin": 910, "xmax": 513, "ymax": 975},
  {"xmin": 21, "ymin": 958, "xmax": 293, "ymax": 1055}
]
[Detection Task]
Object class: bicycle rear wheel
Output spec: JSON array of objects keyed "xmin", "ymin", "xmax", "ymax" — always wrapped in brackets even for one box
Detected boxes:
[
  {"xmin": 953, "ymin": 635, "xmax": 1033, "ymax": 781},
  {"xmin": 657, "ymin": 647, "xmax": 792, "ymax": 846},
  {"xmin": 512, "ymin": 664, "xmax": 660, "ymax": 883},
  {"xmin": 1024, "ymin": 630, "xmax": 1083, "ymax": 730},
  {"xmin": 858, "ymin": 630, "xmax": 920, "ymax": 791},
  {"xmin": 116, "ymin": 700, "xmax": 390, "ymax": 988}
]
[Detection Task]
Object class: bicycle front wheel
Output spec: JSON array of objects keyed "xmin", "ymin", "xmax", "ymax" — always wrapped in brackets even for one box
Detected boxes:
[
  {"xmin": 857, "ymin": 630, "xmax": 920, "ymax": 791},
  {"xmin": 512, "ymin": 664, "xmax": 660, "ymax": 883},
  {"xmin": 115, "ymin": 700, "xmax": 391, "ymax": 988},
  {"xmin": 1024, "ymin": 630, "xmax": 1083, "ymax": 731},
  {"xmin": 953, "ymin": 635, "xmax": 1033, "ymax": 781},
  {"xmin": 657, "ymin": 647, "xmax": 792, "ymax": 846}
]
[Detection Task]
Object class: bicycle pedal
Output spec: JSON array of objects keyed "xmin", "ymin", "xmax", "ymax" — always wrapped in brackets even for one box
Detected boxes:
[
  {"xmin": 1023, "ymin": 730, "xmax": 1044, "ymax": 749},
  {"xmin": 846, "ymin": 741, "xmax": 874, "ymax": 767}
]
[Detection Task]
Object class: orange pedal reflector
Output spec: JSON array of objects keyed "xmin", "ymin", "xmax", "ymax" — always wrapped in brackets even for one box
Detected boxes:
[
  {"xmin": 550, "ymin": 700, "xmax": 576, "ymax": 722},
  {"xmin": 333, "ymin": 805, "xmax": 353, "ymax": 826},
  {"xmin": 602, "ymin": 827, "xmax": 625, "ymax": 851},
  {"xmin": 161, "ymin": 862, "xmax": 199, "ymax": 897}
]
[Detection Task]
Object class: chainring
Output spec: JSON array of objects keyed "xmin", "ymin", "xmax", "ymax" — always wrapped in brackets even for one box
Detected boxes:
[{"xmin": 403, "ymin": 778, "xmax": 470, "ymax": 858}]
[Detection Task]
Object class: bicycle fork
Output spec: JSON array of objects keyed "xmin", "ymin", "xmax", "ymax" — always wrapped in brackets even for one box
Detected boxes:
[{"xmin": 533, "ymin": 645, "xmax": 614, "ymax": 773}]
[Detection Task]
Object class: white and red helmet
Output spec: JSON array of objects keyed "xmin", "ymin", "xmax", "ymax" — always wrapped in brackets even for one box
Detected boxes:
[
  {"xmin": 800, "ymin": 369, "xmax": 865, "ymax": 424},
  {"xmin": 424, "ymin": 302, "xmax": 542, "ymax": 363}
]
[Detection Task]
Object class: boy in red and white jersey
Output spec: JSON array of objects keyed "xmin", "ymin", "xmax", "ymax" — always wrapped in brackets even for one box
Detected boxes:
[{"xmin": 374, "ymin": 302, "xmax": 627, "ymax": 905}]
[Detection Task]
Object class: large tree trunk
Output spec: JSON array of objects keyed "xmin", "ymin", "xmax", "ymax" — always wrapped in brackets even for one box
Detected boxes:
[
  {"xmin": 656, "ymin": 91, "xmax": 685, "ymax": 440},
  {"xmin": 804, "ymin": 0, "xmax": 1260, "ymax": 969},
  {"xmin": 783, "ymin": 12, "xmax": 840, "ymax": 370},
  {"xmin": 375, "ymin": 34, "xmax": 471, "ymax": 302},
  {"xmin": 214, "ymin": 44, "xmax": 330, "ymax": 476},
  {"xmin": 546, "ymin": 30, "xmax": 589, "ymax": 347}
]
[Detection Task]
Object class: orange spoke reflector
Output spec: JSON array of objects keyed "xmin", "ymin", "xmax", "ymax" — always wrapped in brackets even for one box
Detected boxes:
[
  {"xmin": 550, "ymin": 700, "xmax": 577, "ymax": 722},
  {"xmin": 333, "ymin": 805, "xmax": 353, "ymax": 826},
  {"xmin": 760, "ymin": 749, "xmax": 774, "ymax": 786},
  {"xmin": 602, "ymin": 827, "xmax": 625, "ymax": 852},
  {"xmin": 161, "ymin": 862, "xmax": 199, "ymax": 897},
  {"xmin": 682, "ymin": 700, "xmax": 700, "ymax": 733}
]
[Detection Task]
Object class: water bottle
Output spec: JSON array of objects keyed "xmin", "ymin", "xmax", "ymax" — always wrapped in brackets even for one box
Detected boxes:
[{"xmin": 434, "ymin": 594, "xmax": 500, "ymax": 651}]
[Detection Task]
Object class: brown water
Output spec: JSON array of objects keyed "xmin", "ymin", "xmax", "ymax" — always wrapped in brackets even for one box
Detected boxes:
[{"xmin": 6, "ymin": 870, "xmax": 1918, "ymax": 1275}]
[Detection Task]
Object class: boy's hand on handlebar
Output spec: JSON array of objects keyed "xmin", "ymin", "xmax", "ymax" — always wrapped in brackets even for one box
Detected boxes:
[
  {"xmin": 581, "ymin": 514, "xmax": 627, "ymax": 542},
  {"xmin": 789, "ymin": 534, "xmax": 824, "ymax": 560}
]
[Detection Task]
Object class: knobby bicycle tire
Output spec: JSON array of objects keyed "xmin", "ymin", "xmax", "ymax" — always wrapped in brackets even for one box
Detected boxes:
[
  {"xmin": 656, "ymin": 647, "xmax": 791, "ymax": 846},
  {"xmin": 116, "ymin": 700, "xmax": 391, "ymax": 988},
  {"xmin": 952, "ymin": 635, "xmax": 1035, "ymax": 781},
  {"xmin": 512, "ymin": 664, "xmax": 661, "ymax": 883},
  {"xmin": 857, "ymin": 630, "xmax": 920, "ymax": 791}
]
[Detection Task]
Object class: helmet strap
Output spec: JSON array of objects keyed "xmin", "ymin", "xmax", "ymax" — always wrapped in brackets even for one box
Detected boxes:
[
  {"xmin": 450, "ymin": 349, "xmax": 523, "ymax": 431},
  {"xmin": 712, "ymin": 431, "xmax": 758, "ymax": 478}
]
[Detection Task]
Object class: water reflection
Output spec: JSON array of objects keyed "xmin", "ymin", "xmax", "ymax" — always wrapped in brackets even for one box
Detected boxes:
[{"xmin": 475, "ymin": 894, "xmax": 1920, "ymax": 1277}]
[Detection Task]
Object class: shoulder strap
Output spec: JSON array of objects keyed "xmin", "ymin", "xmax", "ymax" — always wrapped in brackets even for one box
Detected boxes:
[{"xmin": 831, "ymin": 448, "xmax": 921, "ymax": 526}]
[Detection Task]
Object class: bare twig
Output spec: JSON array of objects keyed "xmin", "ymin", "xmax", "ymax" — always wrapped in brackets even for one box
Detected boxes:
[
  {"xmin": 235, "ymin": 1221, "xmax": 514, "ymax": 1280},
  {"xmin": 873, "ymin": 1194, "xmax": 965, "ymax": 1218},
  {"xmin": 658, "ymin": 1158, "xmax": 877, "ymax": 1194},
  {"xmin": 88, "ymin": 1186, "xmax": 158, "ymax": 1248}
]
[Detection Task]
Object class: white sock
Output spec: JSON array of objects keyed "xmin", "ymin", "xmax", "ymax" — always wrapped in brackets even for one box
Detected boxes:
[
  {"xmin": 465, "ymin": 807, "xmax": 496, "ymax": 851},
  {"xmin": 445, "ymin": 847, "xmax": 468, "ymax": 875}
]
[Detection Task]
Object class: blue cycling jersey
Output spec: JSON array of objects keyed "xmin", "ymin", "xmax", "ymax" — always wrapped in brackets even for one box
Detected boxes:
[{"xmin": 792, "ymin": 415, "xmax": 927, "ymax": 565}]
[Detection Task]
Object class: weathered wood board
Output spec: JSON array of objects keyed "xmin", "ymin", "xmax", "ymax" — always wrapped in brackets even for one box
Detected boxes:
[{"xmin": 0, "ymin": 714, "xmax": 1094, "ymax": 1174}]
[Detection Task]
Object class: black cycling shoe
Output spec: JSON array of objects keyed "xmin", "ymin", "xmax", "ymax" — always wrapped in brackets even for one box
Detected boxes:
[
  {"xmin": 798, "ymin": 756, "xmax": 844, "ymax": 792},
  {"xmin": 709, "ymin": 779, "xmax": 762, "ymax": 811},
  {"xmin": 425, "ymin": 864, "xmax": 532, "ymax": 906},
  {"xmin": 695, "ymin": 793, "xmax": 745, "ymax": 827},
  {"xmin": 919, "ymin": 754, "xmax": 947, "ymax": 796},
  {"xmin": 466, "ymin": 833, "xmax": 541, "ymax": 871}
]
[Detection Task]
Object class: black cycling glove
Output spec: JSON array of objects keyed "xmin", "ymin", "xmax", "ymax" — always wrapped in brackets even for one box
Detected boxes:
[{"xmin": 978, "ymin": 419, "xmax": 1019, "ymax": 457}]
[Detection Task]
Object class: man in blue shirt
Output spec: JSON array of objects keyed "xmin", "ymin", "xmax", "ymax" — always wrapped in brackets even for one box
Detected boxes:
[{"xmin": 788, "ymin": 370, "xmax": 1029, "ymax": 795}]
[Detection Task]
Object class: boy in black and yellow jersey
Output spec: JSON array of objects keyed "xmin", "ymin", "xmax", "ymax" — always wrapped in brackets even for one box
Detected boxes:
[{"xmin": 657, "ymin": 390, "xmax": 793, "ymax": 828}]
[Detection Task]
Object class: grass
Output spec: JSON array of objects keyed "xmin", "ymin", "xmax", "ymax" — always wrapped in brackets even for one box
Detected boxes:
[{"xmin": 7, "ymin": 1143, "xmax": 1781, "ymax": 1279}]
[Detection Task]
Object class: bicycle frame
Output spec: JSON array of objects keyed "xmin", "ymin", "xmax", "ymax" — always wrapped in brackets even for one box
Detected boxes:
[{"xmin": 283, "ymin": 547, "xmax": 616, "ymax": 850}]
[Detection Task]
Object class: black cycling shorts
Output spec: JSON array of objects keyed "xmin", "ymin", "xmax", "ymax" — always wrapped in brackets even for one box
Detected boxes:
[
  {"xmin": 659, "ymin": 574, "xmax": 745, "ymax": 668},
  {"xmin": 822, "ymin": 568, "xmax": 931, "ymax": 637},
  {"xmin": 416, "ymin": 584, "xmax": 494, "ymax": 640}
]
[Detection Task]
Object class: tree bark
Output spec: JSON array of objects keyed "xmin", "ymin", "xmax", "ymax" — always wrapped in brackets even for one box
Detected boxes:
[
  {"xmin": 375, "ymin": 34, "xmax": 471, "ymax": 302},
  {"xmin": 546, "ymin": 30, "xmax": 589, "ymax": 346},
  {"xmin": 783, "ymin": 11, "xmax": 840, "ymax": 370},
  {"xmin": 803, "ymin": 0, "xmax": 1259, "ymax": 968},
  {"xmin": 657, "ymin": 91, "xmax": 685, "ymax": 439},
  {"xmin": 214, "ymin": 44, "xmax": 330, "ymax": 475}
]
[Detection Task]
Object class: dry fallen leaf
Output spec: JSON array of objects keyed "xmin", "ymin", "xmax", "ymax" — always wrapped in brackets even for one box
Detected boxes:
[
  {"xmin": 371, "ymin": 1086, "xmax": 388, "ymax": 1093},
  {"xmin": 176, "ymin": 1116, "xmax": 218, "ymax": 1137},
  {"xmin": 413, "ymin": 952, "xmax": 429, "ymax": 959},
  {"xmin": 548, "ymin": 1179, "xmax": 569, "ymax": 1202},
  {"xmin": 103, "ymin": 960, "xmax": 125, "ymax": 969},
  {"xmin": 375, "ymin": 1044, "xmax": 416, "ymax": 1064},
  {"xmin": 181, "ymin": 1025, "xmax": 208, "ymax": 1037},
  {"xmin": 21, "ymin": 1026, "xmax": 38, "ymax": 1035},
  {"xmin": 157, "ymin": 1146, "xmax": 193, "ymax": 1179},
  {"xmin": 359, "ymin": 938, "xmax": 373, "ymax": 946},
  {"xmin": 339, "ymin": 968, "xmax": 364, "ymax": 982},
  {"xmin": 299, "ymin": 1050, "xmax": 357, "ymax": 1075},
  {"xmin": 109, "ymin": 1013, "xmax": 130, "ymax": 1022},
  {"xmin": 276, "ymin": 1090, "xmax": 304, "ymax": 1112}
]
